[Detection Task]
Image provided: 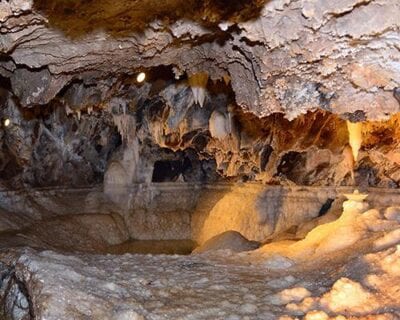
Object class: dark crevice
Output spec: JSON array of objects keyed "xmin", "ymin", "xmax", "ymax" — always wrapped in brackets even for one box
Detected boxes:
[
  {"xmin": 318, "ymin": 198, "xmax": 334, "ymax": 217},
  {"xmin": 393, "ymin": 87, "xmax": 400, "ymax": 104},
  {"xmin": 152, "ymin": 160, "xmax": 185, "ymax": 182},
  {"xmin": 15, "ymin": 278, "xmax": 35, "ymax": 320}
]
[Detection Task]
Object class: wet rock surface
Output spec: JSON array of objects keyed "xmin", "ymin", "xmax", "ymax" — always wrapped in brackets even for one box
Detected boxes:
[
  {"xmin": 0, "ymin": 186, "xmax": 398, "ymax": 319},
  {"xmin": 0, "ymin": 229, "xmax": 399, "ymax": 320}
]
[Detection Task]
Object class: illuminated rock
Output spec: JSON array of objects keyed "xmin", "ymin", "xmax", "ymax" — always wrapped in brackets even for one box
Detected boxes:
[
  {"xmin": 192, "ymin": 230, "xmax": 259, "ymax": 253},
  {"xmin": 188, "ymin": 73, "xmax": 209, "ymax": 108},
  {"xmin": 342, "ymin": 189, "xmax": 369, "ymax": 213},
  {"xmin": 346, "ymin": 121, "xmax": 363, "ymax": 162}
]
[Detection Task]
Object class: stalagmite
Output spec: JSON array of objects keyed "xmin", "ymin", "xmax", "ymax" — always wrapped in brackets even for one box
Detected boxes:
[{"xmin": 188, "ymin": 72, "xmax": 209, "ymax": 107}]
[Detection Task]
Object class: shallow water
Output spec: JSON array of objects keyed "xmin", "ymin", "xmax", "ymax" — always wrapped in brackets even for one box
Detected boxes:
[{"xmin": 107, "ymin": 239, "xmax": 196, "ymax": 255}]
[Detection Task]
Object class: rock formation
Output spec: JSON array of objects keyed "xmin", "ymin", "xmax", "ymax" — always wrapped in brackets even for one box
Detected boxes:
[
  {"xmin": 0, "ymin": 0, "xmax": 399, "ymax": 188},
  {"xmin": 0, "ymin": 0, "xmax": 400, "ymax": 319}
]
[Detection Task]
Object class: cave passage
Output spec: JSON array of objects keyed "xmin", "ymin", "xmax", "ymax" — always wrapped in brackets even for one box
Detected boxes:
[{"xmin": 1, "ymin": 0, "xmax": 400, "ymax": 319}]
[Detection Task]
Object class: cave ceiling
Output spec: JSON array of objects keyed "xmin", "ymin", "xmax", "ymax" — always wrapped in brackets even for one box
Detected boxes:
[{"xmin": 1, "ymin": 0, "xmax": 399, "ymax": 120}]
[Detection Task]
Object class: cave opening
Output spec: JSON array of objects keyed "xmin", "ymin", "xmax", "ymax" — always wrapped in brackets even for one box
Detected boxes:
[
  {"xmin": 0, "ymin": 0, "xmax": 400, "ymax": 319},
  {"xmin": 152, "ymin": 159, "xmax": 187, "ymax": 182}
]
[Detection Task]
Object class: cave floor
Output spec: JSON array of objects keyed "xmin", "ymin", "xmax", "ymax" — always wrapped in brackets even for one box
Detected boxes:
[
  {"xmin": 0, "ymin": 186, "xmax": 399, "ymax": 319},
  {"xmin": 1, "ymin": 241, "xmax": 399, "ymax": 320},
  {"xmin": 107, "ymin": 239, "xmax": 195, "ymax": 255}
]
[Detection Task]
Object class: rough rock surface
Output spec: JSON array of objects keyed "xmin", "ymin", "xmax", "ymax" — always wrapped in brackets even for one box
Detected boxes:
[
  {"xmin": 192, "ymin": 230, "xmax": 260, "ymax": 253},
  {"xmin": 4, "ymin": 86, "xmax": 400, "ymax": 187},
  {"xmin": 1, "ymin": 0, "xmax": 399, "ymax": 119},
  {"xmin": 0, "ymin": 88, "xmax": 121, "ymax": 187},
  {"xmin": 0, "ymin": 1, "xmax": 400, "ymax": 187},
  {"xmin": 0, "ymin": 214, "xmax": 399, "ymax": 320},
  {"xmin": 1, "ymin": 1, "xmax": 400, "ymax": 319},
  {"xmin": 0, "ymin": 186, "xmax": 398, "ymax": 319}
]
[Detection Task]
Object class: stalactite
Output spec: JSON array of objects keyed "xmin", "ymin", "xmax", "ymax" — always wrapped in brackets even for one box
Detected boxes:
[
  {"xmin": 65, "ymin": 106, "xmax": 73, "ymax": 116},
  {"xmin": 223, "ymin": 74, "xmax": 231, "ymax": 86},
  {"xmin": 112, "ymin": 114, "xmax": 136, "ymax": 143},
  {"xmin": 347, "ymin": 121, "xmax": 363, "ymax": 162},
  {"xmin": 343, "ymin": 145, "xmax": 355, "ymax": 184},
  {"xmin": 188, "ymin": 72, "xmax": 209, "ymax": 108}
]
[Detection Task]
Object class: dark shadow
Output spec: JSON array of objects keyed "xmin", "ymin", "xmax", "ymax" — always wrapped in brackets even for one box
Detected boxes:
[
  {"xmin": 318, "ymin": 198, "xmax": 334, "ymax": 217},
  {"xmin": 152, "ymin": 160, "xmax": 184, "ymax": 182},
  {"xmin": 276, "ymin": 151, "xmax": 307, "ymax": 184},
  {"xmin": 255, "ymin": 186, "xmax": 286, "ymax": 230},
  {"xmin": 33, "ymin": 0, "xmax": 270, "ymax": 38}
]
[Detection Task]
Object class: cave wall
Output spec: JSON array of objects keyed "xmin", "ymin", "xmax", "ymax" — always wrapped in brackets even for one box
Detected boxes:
[
  {"xmin": 2, "ymin": 75, "xmax": 400, "ymax": 188},
  {"xmin": 3, "ymin": 183, "xmax": 400, "ymax": 246},
  {"xmin": 0, "ymin": 88, "xmax": 121, "ymax": 187}
]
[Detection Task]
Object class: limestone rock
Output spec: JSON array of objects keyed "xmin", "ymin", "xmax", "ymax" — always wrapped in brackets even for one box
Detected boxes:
[
  {"xmin": 0, "ymin": 0, "xmax": 398, "ymax": 120},
  {"xmin": 192, "ymin": 231, "xmax": 260, "ymax": 254},
  {"xmin": 384, "ymin": 207, "xmax": 400, "ymax": 222}
]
